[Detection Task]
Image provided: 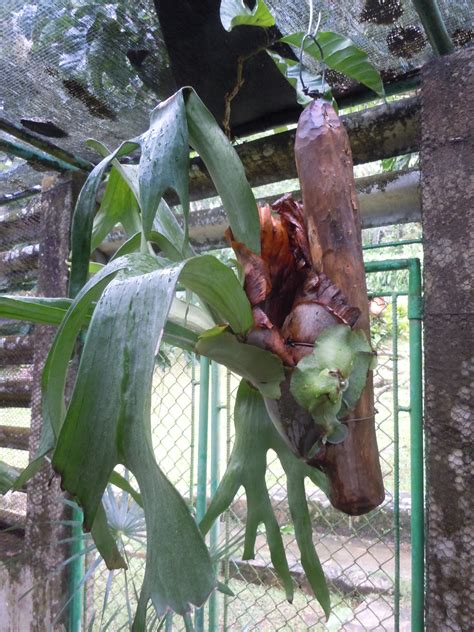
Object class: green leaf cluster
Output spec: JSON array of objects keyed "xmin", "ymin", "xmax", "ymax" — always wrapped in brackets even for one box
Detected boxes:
[
  {"xmin": 220, "ymin": 0, "xmax": 275, "ymax": 32},
  {"xmin": 290, "ymin": 325, "xmax": 376, "ymax": 445},
  {"xmin": 201, "ymin": 380, "xmax": 331, "ymax": 617},
  {"xmin": 220, "ymin": 0, "xmax": 384, "ymax": 101},
  {"xmin": 0, "ymin": 85, "xmax": 280, "ymax": 627}
]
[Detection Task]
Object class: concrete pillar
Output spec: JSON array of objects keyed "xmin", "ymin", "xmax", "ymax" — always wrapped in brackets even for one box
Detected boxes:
[
  {"xmin": 0, "ymin": 175, "xmax": 80, "ymax": 631},
  {"xmin": 24, "ymin": 175, "xmax": 80, "ymax": 630},
  {"xmin": 421, "ymin": 48, "xmax": 473, "ymax": 631}
]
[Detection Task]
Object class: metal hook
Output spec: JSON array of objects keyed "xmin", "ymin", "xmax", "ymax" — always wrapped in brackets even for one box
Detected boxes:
[{"xmin": 299, "ymin": 1, "xmax": 326, "ymax": 96}]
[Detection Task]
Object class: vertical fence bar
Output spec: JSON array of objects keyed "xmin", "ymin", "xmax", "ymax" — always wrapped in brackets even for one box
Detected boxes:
[
  {"xmin": 391, "ymin": 294, "xmax": 400, "ymax": 631},
  {"xmin": 223, "ymin": 369, "xmax": 232, "ymax": 631},
  {"xmin": 69, "ymin": 506, "xmax": 84, "ymax": 632},
  {"xmin": 190, "ymin": 358, "xmax": 197, "ymax": 509},
  {"xmin": 408, "ymin": 260, "xmax": 424, "ymax": 632},
  {"xmin": 208, "ymin": 362, "xmax": 221, "ymax": 632},
  {"xmin": 196, "ymin": 356, "xmax": 210, "ymax": 631},
  {"xmin": 365, "ymin": 258, "xmax": 424, "ymax": 632}
]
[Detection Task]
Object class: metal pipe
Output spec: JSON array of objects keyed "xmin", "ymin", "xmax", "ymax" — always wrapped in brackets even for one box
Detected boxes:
[
  {"xmin": 363, "ymin": 239, "xmax": 423, "ymax": 251},
  {"xmin": 391, "ymin": 294, "xmax": 400, "ymax": 630},
  {"xmin": 208, "ymin": 362, "xmax": 220, "ymax": 632},
  {"xmin": 223, "ymin": 369, "xmax": 232, "ymax": 631},
  {"xmin": 189, "ymin": 358, "xmax": 197, "ymax": 507},
  {"xmin": 365, "ymin": 258, "xmax": 424, "ymax": 632},
  {"xmin": 411, "ymin": 0, "xmax": 454, "ymax": 56},
  {"xmin": 0, "ymin": 185, "xmax": 42, "ymax": 206},
  {"xmin": 0, "ymin": 117, "xmax": 93, "ymax": 171},
  {"xmin": 0, "ymin": 138, "xmax": 81, "ymax": 173},
  {"xmin": 407, "ymin": 258, "xmax": 424, "ymax": 632},
  {"xmin": 69, "ymin": 507, "xmax": 85, "ymax": 632},
  {"xmin": 195, "ymin": 356, "xmax": 210, "ymax": 632}
]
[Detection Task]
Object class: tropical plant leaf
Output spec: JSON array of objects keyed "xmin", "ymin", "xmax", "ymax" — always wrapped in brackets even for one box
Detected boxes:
[
  {"xmin": 195, "ymin": 330, "xmax": 284, "ymax": 398},
  {"xmin": 13, "ymin": 256, "xmax": 150, "ymax": 491},
  {"xmin": 220, "ymin": 0, "xmax": 275, "ymax": 31},
  {"xmin": 52, "ymin": 256, "xmax": 180, "ymax": 523},
  {"xmin": 70, "ymin": 140, "xmax": 140, "ymax": 297},
  {"xmin": 151, "ymin": 200, "xmax": 194, "ymax": 261},
  {"xmin": 89, "ymin": 139, "xmax": 192, "ymax": 262},
  {"xmin": 201, "ymin": 379, "xmax": 294, "ymax": 601},
  {"xmin": 162, "ymin": 321, "xmax": 198, "ymax": 353},
  {"xmin": 179, "ymin": 255, "xmax": 253, "ymax": 334},
  {"xmin": 109, "ymin": 471, "xmax": 143, "ymax": 507},
  {"xmin": 184, "ymin": 88, "xmax": 261, "ymax": 254},
  {"xmin": 278, "ymin": 447, "xmax": 331, "ymax": 618},
  {"xmin": 137, "ymin": 91, "xmax": 190, "ymax": 240},
  {"xmin": 266, "ymin": 51, "xmax": 315, "ymax": 106},
  {"xmin": 281, "ymin": 32, "xmax": 384, "ymax": 97},
  {"xmin": 91, "ymin": 166, "xmax": 141, "ymax": 251},
  {"xmin": 290, "ymin": 325, "xmax": 374, "ymax": 443},
  {"xmin": 90, "ymin": 502, "xmax": 127, "ymax": 570},
  {"xmin": 0, "ymin": 461, "xmax": 21, "ymax": 494},
  {"xmin": 129, "ymin": 447, "xmax": 215, "ymax": 623},
  {"xmin": 43, "ymin": 255, "xmax": 147, "ymax": 444},
  {"xmin": 201, "ymin": 380, "xmax": 331, "ymax": 616},
  {"xmin": 51, "ymin": 255, "xmax": 215, "ymax": 619},
  {"xmin": 0, "ymin": 296, "xmax": 73, "ymax": 326}
]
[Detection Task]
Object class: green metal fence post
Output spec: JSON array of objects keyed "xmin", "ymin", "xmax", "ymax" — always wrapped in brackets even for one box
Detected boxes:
[
  {"xmin": 196, "ymin": 356, "xmax": 210, "ymax": 631},
  {"xmin": 365, "ymin": 258, "xmax": 424, "ymax": 632},
  {"xmin": 392, "ymin": 294, "xmax": 400, "ymax": 631},
  {"xmin": 223, "ymin": 369, "xmax": 232, "ymax": 632},
  {"xmin": 208, "ymin": 362, "xmax": 221, "ymax": 632},
  {"xmin": 408, "ymin": 259, "xmax": 424, "ymax": 632},
  {"xmin": 69, "ymin": 506, "xmax": 84, "ymax": 632}
]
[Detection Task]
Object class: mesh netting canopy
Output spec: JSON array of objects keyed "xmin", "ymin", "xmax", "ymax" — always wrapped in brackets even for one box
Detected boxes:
[{"xmin": 0, "ymin": 0, "xmax": 472, "ymax": 193}]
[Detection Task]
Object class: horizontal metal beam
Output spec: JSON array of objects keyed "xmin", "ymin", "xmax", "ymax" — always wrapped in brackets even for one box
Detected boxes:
[
  {"xmin": 0, "ymin": 117, "xmax": 93, "ymax": 171},
  {"xmin": 1, "ymin": 97, "xmax": 420, "ymax": 193},
  {"xmin": 0, "ymin": 375, "xmax": 32, "ymax": 407},
  {"xmin": 0, "ymin": 185, "xmax": 42, "ymax": 206},
  {"xmin": 0, "ymin": 425, "xmax": 30, "ymax": 450},
  {"xmin": 0, "ymin": 244, "xmax": 39, "ymax": 274},
  {"xmin": 183, "ymin": 96, "xmax": 420, "ymax": 202},
  {"xmin": 0, "ymin": 335, "xmax": 34, "ymax": 366},
  {"xmin": 0, "ymin": 138, "xmax": 81, "ymax": 173},
  {"xmin": 99, "ymin": 169, "xmax": 420, "ymax": 255}
]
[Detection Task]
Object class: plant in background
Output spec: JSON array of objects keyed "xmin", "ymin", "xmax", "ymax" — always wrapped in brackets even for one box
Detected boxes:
[
  {"xmin": 219, "ymin": 0, "xmax": 384, "ymax": 131},
  {"xmin": 0, "ymin": 2, "xmax": 386, "ymax": 629}
]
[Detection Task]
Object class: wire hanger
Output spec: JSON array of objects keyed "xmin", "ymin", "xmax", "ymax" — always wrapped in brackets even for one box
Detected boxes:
[{"xmin": 299, "ymin": 0, "xmax": 326, "ymax": 96}]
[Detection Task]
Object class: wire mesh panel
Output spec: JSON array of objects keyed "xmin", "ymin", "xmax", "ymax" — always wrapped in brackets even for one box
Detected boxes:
[
  {"xmin": 85, "ymin": 259, "xmax": 422, "ymax": 631},
  {"xmin": 0, "ymin": 196, "xmax": 41, "ymax": 526},
  {"xmin": 208, "ymin": 290, "xmax": 413, "ymax": 632}
]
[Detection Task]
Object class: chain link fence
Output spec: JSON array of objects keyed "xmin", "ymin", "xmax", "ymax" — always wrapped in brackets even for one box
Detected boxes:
[
  {"xmin": 0, "ymin": 196, "xmax": 421, "ymax": 630},
  {"xmin": 85, "ymin": 261, "xmax": 419, "ymax": 631},
  {"xmin": 0, "ymin": 195, "xmax": 41, "ymax": 525}
]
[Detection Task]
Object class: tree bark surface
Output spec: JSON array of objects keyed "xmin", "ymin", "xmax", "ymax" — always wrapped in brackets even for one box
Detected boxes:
[{"xmin": 295, "ymin": 99, "xmax": 384, "ymax": 515}]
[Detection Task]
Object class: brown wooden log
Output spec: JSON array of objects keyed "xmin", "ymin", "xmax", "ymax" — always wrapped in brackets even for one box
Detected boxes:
[{"xmin": 294, "ymin": 99, "xmax": 385, "ymax": 516}]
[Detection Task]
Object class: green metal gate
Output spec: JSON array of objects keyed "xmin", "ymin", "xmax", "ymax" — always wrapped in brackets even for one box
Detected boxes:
[{"xmin": 79, "ymin": 257, "xmax": 423, "ymax": 632}]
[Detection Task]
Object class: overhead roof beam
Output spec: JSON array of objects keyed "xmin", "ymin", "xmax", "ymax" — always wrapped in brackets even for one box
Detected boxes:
[
  {"xmin": 1, "ymin": 96, "xmax": 420, "ymax": 194},
  {"xmin": 97, "ymin": 169, "xmax": 420, "ymax": 256},
  {"xmin": 183, "ymin": 96, "xmax": 420, "ymax": 202}
]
